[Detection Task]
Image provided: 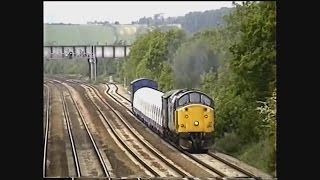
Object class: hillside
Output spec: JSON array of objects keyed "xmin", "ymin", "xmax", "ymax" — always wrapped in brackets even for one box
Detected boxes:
[
  {"xmin": 44, "ymin": 7, "xmax": 234, "ymax": 46},
  {"xmin": 43, "ymin": 24, "xmax": 146, "ymax": 46},
  {"xmin": 136, "ymin": 7, "xmax": 234, "ymax": 34}
]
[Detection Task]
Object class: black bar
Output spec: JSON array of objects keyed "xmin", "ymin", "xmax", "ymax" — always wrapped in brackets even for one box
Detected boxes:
[
  {"xmin": 102, "ymin": 46, "xmax": 104, "ymax": 58},
  {"xmin": 113, "ymin": 46, "xmax": 115, "ymax": 58},
  {"xmin": 124, "ymin": 46, "xmax": 127, "ymax": 58},
  {"xmin": 62, "ymin": 47, "xmax": 64, "ymax": 58}
]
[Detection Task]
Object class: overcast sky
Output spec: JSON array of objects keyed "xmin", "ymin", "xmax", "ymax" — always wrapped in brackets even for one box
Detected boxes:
[{"xmin": 44, "ymin": 1, "xmax": 236, "ymax": 24}]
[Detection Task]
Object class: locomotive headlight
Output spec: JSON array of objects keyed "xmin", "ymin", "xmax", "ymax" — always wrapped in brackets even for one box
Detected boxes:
[
  {"xmin": 185, "ymin": 115, "xmax": 189, "ymax": 118},
  {"xmin": 194, "ymin": 121, "xmax": 199, "ymax": 126},
  {"xmin": 204, "ymin": 115, "xmax": 208, "ymax": 118}
]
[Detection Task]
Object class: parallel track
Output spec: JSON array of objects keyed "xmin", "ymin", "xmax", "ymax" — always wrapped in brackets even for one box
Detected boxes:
[
  {"xmin": 104, "ymin": 83, "xmax": 226, "ymax": 176},
  {"xmin": 43, "ymin": 84, "xmax": 50, "ymax": 177},
  {"xmin": 45, "ymin": 77, "xmax": 269, "ymax": 179},
  {"xmin": 61, "ymin": 82, "xmax": 111, "ymax": 177},
  {"xmin": 53, "ymin": 82, "xmax": 81, "ymax": 177},
  {"xmin": 79, "ymin": 83, "xmax": 159, "ymax": 176},
  {"xmin": 70, "ymin": 80, "xmax": 193, "ymax": 178},
  {"xmin": 207, "ymin": 151, "xmax": 260, "ymax": 179}
]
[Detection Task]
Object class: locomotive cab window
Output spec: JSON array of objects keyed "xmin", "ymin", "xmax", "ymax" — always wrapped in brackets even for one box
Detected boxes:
[
  {"xmin": 201, "ymin": 94, "xmax": 212, "ymax": 106},
  {"xmin": 189, "ymin": 93, "xmax": 200, "ymax": 103},
  {"xmin": 178, "ymin": 95, "xmax": 189, "ymax": 106}
]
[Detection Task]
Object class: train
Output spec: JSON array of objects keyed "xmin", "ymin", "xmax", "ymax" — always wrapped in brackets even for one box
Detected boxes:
[{"xmin": 130, "ymin": 78, "xmax": 215, "ymax": 153}]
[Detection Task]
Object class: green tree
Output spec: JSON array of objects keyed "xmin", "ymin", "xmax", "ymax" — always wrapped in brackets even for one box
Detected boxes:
[
  {"xmin": 122, "ymin": 30, "xmax": 161, "ymax": 84},
  {"xmin": 158, "ymin": 62, "xmax": 174, "ymax": 92},
  {"xmin": 201, "ymin": 1, "xmax": 276, "ymax": 174},
  {"xmin": 121, "ymin": 29, "xmax": 185, "ymax": 87},
  {"xmin": 172, "ymin": 37, "xmax": 219, "ymax": 88}
]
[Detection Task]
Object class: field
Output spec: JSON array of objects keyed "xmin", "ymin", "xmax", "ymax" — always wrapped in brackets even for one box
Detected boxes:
[{"xmin": 44, "ymin": 24, "xmax": 147, "ymax": 46}]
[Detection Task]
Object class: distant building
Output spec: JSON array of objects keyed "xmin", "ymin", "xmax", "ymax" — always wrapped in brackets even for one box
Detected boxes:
[{"xmin": 166, "ymin": 24, "xmax": 182, "ymax": 29}]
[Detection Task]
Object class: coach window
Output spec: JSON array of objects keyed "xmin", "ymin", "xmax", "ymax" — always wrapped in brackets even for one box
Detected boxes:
[
  {"xmin": 158, "ymin": 107, "xmax": 160, "ymax": 120},
  {"xmin": 189, "ymin": 93, "xmax": 200, "ymax": 103},
  {"xmin": 156, "ymin": 107, "xmax": 159, "ymax": 123}
]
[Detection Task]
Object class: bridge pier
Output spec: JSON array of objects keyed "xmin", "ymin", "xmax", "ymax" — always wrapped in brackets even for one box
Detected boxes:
[{"xmin": 88, "ymin": 46, "xmax": 97, "ymax": 81}]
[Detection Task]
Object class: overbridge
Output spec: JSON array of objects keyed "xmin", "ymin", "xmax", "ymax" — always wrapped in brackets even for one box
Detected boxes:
[
  {"xmin": 43, "ymin": 45, "xmax": 132, "ymax": 81},
  {"xmin": 43, "ymin": 45, "xmax": 131, "ymax": 59}
]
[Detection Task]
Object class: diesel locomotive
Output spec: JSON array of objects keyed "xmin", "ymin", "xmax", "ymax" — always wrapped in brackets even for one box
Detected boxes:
[{"xmin": 130, "ymin": 78, "xmax": 215, "ymax": 153}]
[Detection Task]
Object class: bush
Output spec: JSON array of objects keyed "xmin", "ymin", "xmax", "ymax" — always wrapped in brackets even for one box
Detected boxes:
[
  {"xmin": 212, "ymin": 132, "xmax": 243, "ymax": 155},
  {"xmin": 212, "ymin": 132, "xmax": 275, "ymax": 176},
  {"xmin": 238, "ymin": 138, "xmax": 275, "ymax": 176}
]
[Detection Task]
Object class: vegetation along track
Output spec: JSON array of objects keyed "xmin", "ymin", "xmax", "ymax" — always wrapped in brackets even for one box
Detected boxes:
[
  {"xmin": 104, "ymin": 82, "xmax": 264, "ymax": 179},
  {"xmin": 66, "ymin": 79, "xmax": 195, "ymax": 178}
]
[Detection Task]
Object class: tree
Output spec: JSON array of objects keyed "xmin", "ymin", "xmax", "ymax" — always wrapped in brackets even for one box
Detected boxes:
[
  {"xmin": 120, "ymin": 29, "xmax": 185, "ymax": 88},
  {"xmin": 172, "ymin": 37, "xmax": 219, "ymax": 88},
  {"xmin": 159, "ymin": 62, "xmax": 174, "ymax": 91},
  {"xmin": 207, "ymin": 1, "xmax": 276, "ymax": 143}
]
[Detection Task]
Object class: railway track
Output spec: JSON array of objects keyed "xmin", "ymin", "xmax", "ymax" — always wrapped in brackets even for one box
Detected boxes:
[
  {"xmin": 44, "ymin": 81, "xmax": 74, "ymax": 177},
  {"xmin": 47, "ymin": 80, "xmax": 111, "ymax": 178},
  {"xmin": 43, "ymin": 84, "xmax": 50, "ymax": 177},
  {"xmin": 60, "ymin": 82, "xmax": 112, "ymax": 177},
  {"xmin": 103, "ymin": 82, "xmax": 265, "ymax": 179},
  {"xmin": 52, "ymin": 79, "xmax": 156, "ymax": 178},
  {"xmin": 207, "ymin": 151, "xmax": 258, "ymax": 178},
  {"xmin": 73, "ymin": 81, "xmax": 195, "ymax": 178},
  {"xmin": 65, "ymin": 81, "xmax": 228, "ymax": 178},
  {"xmin": 45, "ymin": 77, "xmax": 272, "ymax": 179},
  {"xmin": 53, "ymin": 81, "xmax": 81, "ymax": 177}
]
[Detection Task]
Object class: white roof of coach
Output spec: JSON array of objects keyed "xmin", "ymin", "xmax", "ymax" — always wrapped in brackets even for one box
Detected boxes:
[{"xmin": 134, "ymin": 87, "xmax": 164, "ymax": 107}]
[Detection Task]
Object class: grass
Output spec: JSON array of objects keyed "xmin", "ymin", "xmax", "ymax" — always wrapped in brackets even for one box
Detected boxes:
[
  {"xmin": 212, "ymin": 132, "xmax": 276, "ymax": 176},
  {"xmin": 44, "ymin": 24, "xmax": 148, "ymax": 46},
  {"xmin": 237, "ymin": 139, "xmax": 276, "ymax": 176}
]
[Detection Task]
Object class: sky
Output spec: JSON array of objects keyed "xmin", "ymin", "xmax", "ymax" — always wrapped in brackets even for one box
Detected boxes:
[{"xmin": 44, "ymin": 1, "xmax": 236, "ymax": 24}]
